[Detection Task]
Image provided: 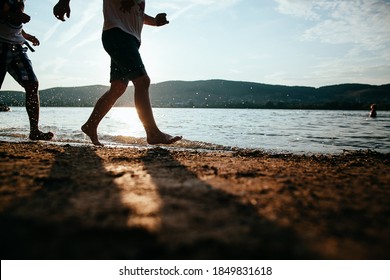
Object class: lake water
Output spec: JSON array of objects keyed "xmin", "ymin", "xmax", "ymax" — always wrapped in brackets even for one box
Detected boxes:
[{"xmin": 0, "ymin": 107, "xmax": 389, "ymax": 154}]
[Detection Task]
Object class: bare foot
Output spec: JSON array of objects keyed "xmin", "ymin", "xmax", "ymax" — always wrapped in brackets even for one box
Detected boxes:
[
  {"xmin": 29, "ymin": 130, "xmax": 54, "ymax": 141},
  {"xmin": 81, "ymin": 124, "xmax": 103, "ymax": 146},
  {"xmin": 147, "ymin": 131, "xmax": 182, "ymax": 145}
]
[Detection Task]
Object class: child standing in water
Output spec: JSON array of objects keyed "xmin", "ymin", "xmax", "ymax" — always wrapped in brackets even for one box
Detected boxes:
[
  {"xmin": 54, "ymin": 0, "xmax": 182, "ymax": 146},
  {"xmin": 0, "ymin": 0, "xmax": 54, "ymax": 140},
  {"xmin": 369, "ymin": 104, "xmax": 377, "ymax": 118}
]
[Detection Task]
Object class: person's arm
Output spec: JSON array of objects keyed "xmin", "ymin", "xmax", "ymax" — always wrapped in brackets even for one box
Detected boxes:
[
  {"xmin": 22, "ymin": 30, "xmax": 40, "ymax": 46},
  {"xmin": 0, "ymin": 9, "xmax": 9, "ymax": 21},
  {"xmin": 0, "ymin": 1, "xmax": 30, "ymax": 24},
  {"xmin": 144, "ymin": 13, "xmax": 169, "ymax": 26},
  {"xmin": 117, "ymin": 1, "xmax": 168, "ymax": 26},
  {"xmin": 0, "ymin": 1, "xmax": 8, "ymax": 20},
  {"xmin": 53, "ymin": 0, "xmax": 71, "ymax": 21}
]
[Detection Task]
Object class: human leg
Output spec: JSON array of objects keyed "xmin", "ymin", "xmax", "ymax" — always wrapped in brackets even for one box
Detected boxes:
[
  {"xmin": 133, "ymin": 75, "xmax": 182, "ymax": 145},
  {"xmin": 5, "ymin": 44, "xmax": 53, "ymax": 140},
  {"xmin": 81, "ymin": 80, "xmax": 128, "ymax": 146},
  {"xmin": 101, "ymin": 28, "xmax": 181, "ymax": 145},
  {"xmin": 24, "ymin": 81, "xmax": 54, "ymax": 140},
  {"xmin": 82, "ymin": 29, "xmax": 134, "ymax": 145}
]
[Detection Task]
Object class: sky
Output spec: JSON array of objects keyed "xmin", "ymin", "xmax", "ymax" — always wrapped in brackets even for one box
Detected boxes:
[{"xmin": 2, "ymin": 0, "xmax": 390, "ymax": 91}]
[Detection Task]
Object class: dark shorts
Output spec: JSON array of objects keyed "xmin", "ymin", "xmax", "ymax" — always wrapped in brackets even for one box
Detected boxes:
[
  {"xmin": 0, "ymin": 41, "xmax": 38, "ymax": 88},
  {"xmin": 102, "ymin": 28, "xmax": 147, "ymax": 83}
]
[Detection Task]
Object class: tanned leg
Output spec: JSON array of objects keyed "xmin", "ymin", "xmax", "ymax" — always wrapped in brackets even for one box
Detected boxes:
[
  {"xmin": 25, "ymin": 81, "xmax": 53, "ymax": 140},
  {"xmin": 133, "ymin": 75, "xmax": 182, "ymax": 145},
  {"xmin": 81, "ymin": 80, "xmax": 128, "ymax": 146}
]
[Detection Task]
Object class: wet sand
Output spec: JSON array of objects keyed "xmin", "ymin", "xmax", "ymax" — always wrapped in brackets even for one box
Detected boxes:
[{"xmin": 0, "ymin": 141, "xmax": 389, "ymax": 259}]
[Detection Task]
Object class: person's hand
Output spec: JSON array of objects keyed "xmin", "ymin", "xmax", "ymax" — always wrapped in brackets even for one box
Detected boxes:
[
  {"xmin": 155, "ymin": 13, "xmax": 169, "ymax": 26},
  {"xmin": 19, "ymin": 12, "xmax": 30, "ymax": 24},
  {"xmin": 53, "ymin": 0, "xmax": 71, "ymax": 21},
  {"xmin": 8, "ymin": 11, "xmax": 30, "ymax": 25},
  {"xmin": 29, "ymin": 36, "xmax": 40, "ymax": 46},
  {"xmin": 120, "ymin": 0, "xmax": 135, "ymax": 13}
]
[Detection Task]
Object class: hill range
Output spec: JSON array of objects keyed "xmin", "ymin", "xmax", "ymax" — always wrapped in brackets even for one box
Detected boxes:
[{"xmin": 1, "ymin": 79, "xmax": 389, "ymax": 110}]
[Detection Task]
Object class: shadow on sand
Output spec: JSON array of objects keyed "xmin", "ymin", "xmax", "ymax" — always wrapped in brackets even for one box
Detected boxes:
[{"xmin": 0, "ymin": 145, "xmax": 317, "ymax": 259}]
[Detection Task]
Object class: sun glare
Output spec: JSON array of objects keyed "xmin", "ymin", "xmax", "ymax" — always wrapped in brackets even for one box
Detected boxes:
[
  {"xmin": 107, "ymin": 108, "xmax": 144, "ymax": 136},
  {"xmin": 114, "ymin": 169, "xmax": 162, "ymax": 232}
]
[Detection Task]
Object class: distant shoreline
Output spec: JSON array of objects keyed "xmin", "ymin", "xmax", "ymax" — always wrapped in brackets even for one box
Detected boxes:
[{"xmin": 1, "ymin": 80, "xmax": 389, "ymax": 110}]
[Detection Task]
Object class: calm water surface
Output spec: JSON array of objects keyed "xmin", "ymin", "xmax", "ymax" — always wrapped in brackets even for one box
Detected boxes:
[{"xmin": 0, "ymin": 107, "xmax": 389, "ymax": 154}]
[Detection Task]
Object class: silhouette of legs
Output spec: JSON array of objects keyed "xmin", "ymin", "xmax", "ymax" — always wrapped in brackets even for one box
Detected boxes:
[
  {"xmin": 82, "ymin": 80, "xmax": 127, "ymax": 146},
  {"xmin": 82, "ymin": 75, "xmax": 182, "ymax": 146},
  {"xmin": 25, "ymin": 81, "xmax": 54, "ymax": 141},
  {"xmin": 133, "ymin": 75, "xmax": 182, "ymax": 145}
]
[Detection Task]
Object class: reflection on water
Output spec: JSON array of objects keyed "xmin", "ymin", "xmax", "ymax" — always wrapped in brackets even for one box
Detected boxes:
[{"xmin": 0, "ymin": 107, "xmax": 389, "ymax": 154}]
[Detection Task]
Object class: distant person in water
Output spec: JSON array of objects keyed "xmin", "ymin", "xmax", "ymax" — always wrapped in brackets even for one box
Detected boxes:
[
  {"xmin": 53, "ymin": 0, "xmax": 182, "ymax": 146},
  {"xmin": 369, "ymin": 104, "xmax": 377, "ymax": 118},
  {"xmin": 0, "ymin": 0, "xmax": 53, "ymax": 140}
]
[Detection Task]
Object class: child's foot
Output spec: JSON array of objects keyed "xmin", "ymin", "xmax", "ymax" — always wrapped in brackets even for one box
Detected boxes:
[
  {"xmin": 29, "ymin": 131, "xmax": 54, "ymax": 141},
  {"xmin": 147, "ymin": 132, "xmax": 182, "ymax": 145},
  {"xmin": 81, "ymin": 124, "xmax": 103, "ymax": 146}
]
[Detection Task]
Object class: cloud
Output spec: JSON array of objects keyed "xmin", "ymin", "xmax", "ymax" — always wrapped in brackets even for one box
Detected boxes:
[
  {"xmin": 166, "ymin": 3, "xmax": 198, "ymax": 21},
  {"xmin": 274, "ymin": 0, "xmax": 390, "ymax": 84},
  {"xmin": 275, "ymin": 0, "xmax": 322, "ymax": 20},
  {"xmin": 307, "ymin": 2, "xmax": 389, "ymax": 50},
  {"xmin": 68, "ymin": 30, "xmax": 101, "ymax": 54},
  {"xmin": 150, "ymin": 0, "xmax": 243, "ymax": 21},
  {"xmin": 306, "ymin": 55, "xmax": 390, "ymax": 86},
  {"xmin": 55, "ymin": 2, "xmax": 101, "ymax": 47},
  {"xmin": 37, "ymin": 57, "xmax": 68, "ymax": 74},
  {"xmin": 275, "ymin": 0, "xmax": 390, "ymax": 51},
  {"xmin": 42, "ymin": 21, "xmax": 62, "ymax": 43}
]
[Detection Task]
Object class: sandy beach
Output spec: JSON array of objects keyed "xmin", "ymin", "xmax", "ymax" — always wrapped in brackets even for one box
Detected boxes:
[{"xmin": 0, "ymin": 141, "xmax": 389, "ymax": 259}]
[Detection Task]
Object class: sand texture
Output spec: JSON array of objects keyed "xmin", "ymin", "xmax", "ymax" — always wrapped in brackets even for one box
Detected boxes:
[{"xmin": 1, "ymin": 141, "xmax": 389, "ymax": 259}]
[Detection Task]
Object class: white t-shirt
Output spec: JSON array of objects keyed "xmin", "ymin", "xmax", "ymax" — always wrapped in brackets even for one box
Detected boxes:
[
  {"xmin": 0, "ymin": 22, "xmax": 24, "ymax": 44},
  {"xmin": 103, "ymin": 0, "xmax": 145, "ymax": 42}
]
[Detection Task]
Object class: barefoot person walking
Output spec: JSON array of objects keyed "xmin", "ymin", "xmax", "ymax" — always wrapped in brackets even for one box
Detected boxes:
[
  {"xmin": 0, "ymin": 0, "xmax": 53, "ymax": 140},
  {"xmin": 53, "ymin": 0, "xmax": 182, "ymax": 146}
]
